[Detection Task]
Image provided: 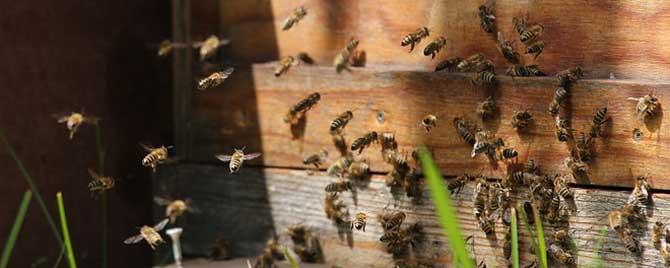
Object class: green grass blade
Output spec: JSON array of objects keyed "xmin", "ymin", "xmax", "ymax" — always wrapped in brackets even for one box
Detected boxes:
[
  {"xmin": 0, "ymin": 190, "xmax": 32, "ymax": 268},
  {"xmin": 418, "ymin": 146, "xmax": 475, "ymax": 268},
  {"xmin": 588, "ymin": 226, "xmax": 609, "ymax": 268},
  {"xmin": 510, "ymin": 208, "xmax": 519, "ymax": 268},
  {"xmin": 0, "ymin": 129, "xmax": 63, "ymax": 246},
  {"xmin": 283, "ymin": 247, "xmax": 299, "ymax": 268},
  {"xmin": 530, "ymin": 203, "xmax": 548, "ymax": 268},
  {"xmin": 57, "ymin": 192, "xmax": 77, "ymax": 268},
  {"xmin": 95, "ymin": 124, "xmax": 108, "ymax": 268},
  {"xmin": 517, "ymin": 205, "xmax": 538, "ymax": 251}
]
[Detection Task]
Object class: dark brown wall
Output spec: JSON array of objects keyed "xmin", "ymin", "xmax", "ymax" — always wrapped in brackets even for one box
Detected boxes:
[{"xmin": 0, "ymin": 1, "xmax": 171, "ymax": 267}]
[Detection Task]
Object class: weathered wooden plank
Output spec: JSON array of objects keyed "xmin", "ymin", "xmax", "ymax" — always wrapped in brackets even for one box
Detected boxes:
[
  {"xmin": 172, "ymin": 0, "xmax": 193, "ymax": 158},
  {"xmin": 191, "ymin": 64, "xmax": 669, "ymax": 189},
  {"xmin": 154, "ymin": 165, "xmax": 670, "ymax": 268},
  {"xmin": 159, "ymin": 258, "xmax": 327, "ymax": 268},
  {"xmin": 193, "ymin": 0, "xmax": 670, "ymax": 81}
]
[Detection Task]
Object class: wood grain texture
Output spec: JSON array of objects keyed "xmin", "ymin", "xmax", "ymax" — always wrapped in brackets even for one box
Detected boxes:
[
  {"xmin": 193, "ymin": 0, "xmax": 670, "ymax": 81},
  {"xmin": 154, "ymin": 165, "xmax": 670, "ymax": 268},
  {"xmin": 191, "ymin": 64, "xmax": 669, "ymax": 189}
]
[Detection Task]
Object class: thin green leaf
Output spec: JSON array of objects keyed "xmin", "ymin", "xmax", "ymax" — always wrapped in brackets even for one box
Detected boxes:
[
  {"xmin": 511, "ymin": 208, "xmax": 519, "ymax": 268},
  {"xmin": 418, "ymin": 146, "xmax": 475, "ymax": 268},
  {"xmin": 516, "ymin": 205, "xmax": 538, "ymax": 251},
  {"xmin": 588, "ymin": 226, "xmax": 609, "ymax": 268},
  {"xmin": 283, "ymin": 247, "xmax": 299, "ymax": 268},
  {"xmin": 0, "ymin": 190, "xmax": 32, "ymax": 268},
  {"xmin": 0, "ymin": 130, "xmax": 63, "ymax": 246},
  {"xmin": 57, "ymin": 192, "xmax": 77, "ymax": 268},
  {"xmin": 530, "ymin": 202, "xmax": 548, "ymax": 268}
]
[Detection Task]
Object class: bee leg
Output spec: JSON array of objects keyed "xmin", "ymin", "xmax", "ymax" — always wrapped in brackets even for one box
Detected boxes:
[
  {"xmin": 431, "ymin": 52, "xmax": 436, "ymax": 59},
  {"xmin": 409, "ymin": 42, "xmax": 415, "ymax": 52}
]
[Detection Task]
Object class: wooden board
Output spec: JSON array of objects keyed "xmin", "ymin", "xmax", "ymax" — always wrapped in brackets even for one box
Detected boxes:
[
  {"xmin": 193, "ymin": 0, "xmax": 670, "ymax": 81},
  {"xmin": 154, "ymin": 165, "xmax": 670, "ymax": 268},
  {"xmin": 190, "ymin": 64, "xmax": 670, "ymax": 189}
]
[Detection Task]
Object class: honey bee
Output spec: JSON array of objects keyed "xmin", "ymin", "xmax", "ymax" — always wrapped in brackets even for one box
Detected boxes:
[
  {"xmin": 332, "ymin": 134, "xmax": 349, "ymax": 157},
  {"xmin": 628, "ymin": 92, "xmax": 661, "ymax": 121},
  {"xmin": 274, "ymin": 56, "xmax": 297, "ymax": 77},
  {"xmin": 387, "ymin": 152, "xmax": 410, "ymax": 187},
  {"xmin": 293, "ymin": 235, "xmax": 324, "ymax": 263},
  {"xmin": 287, "ymin": 224, "xmax": 308, "ymax": 245},
  {"xmin": 87, "ymin": 168, "xmax": 116, "ymax": 195},
  {"xmin": 351, "ymin": 131, "xmax": 378, "ymax": 154},
  {"xmin": 154, "ymin": 197, "xmax": 197, "ymax": 223},
  {"xmin": 472, "ymin": 130, "xmax": 495, "ymax": 158},
  {"xmin": 157, "ymin": 40, "xmax": 173, "ymax": 57},
  {"xmin": 282, "ymin": 6, "xmax": 307, "ymax": 31},
  {"xmin": 209, "ymin": 236, "xmax": 232, "ymax": 260},
  {"xmin": 140, "ymin": 143, "xmax": 172, "ymax": 172},
  {"xmin": 457, "ymin": 53, "xmax": 486, "ymax": 72},
  {"xmin": 423, "ymin": 37, "xmax": 446, "ymax": 59},
  {"xmin": 296, "ymin": 52, "xmax": 315, "ymax": 65},
  {"xmin": 401, "ymin": 27, "xmax": 430, "ymax": 52},
  {"xmin": 404, "ymin": 168, "xmax": 423, "ymax": 198},
  {"xmin": 511, "ymin": 110, "xmax": 533, "ymax": 131},
  {"xmin": 379, "ymin": 132, "xmax": 398, "ymax": 152},
  {"xmin": 619, "ymin": 228, "xmax": 642, "ymax": 254},
  {"xmin": 519, "ymin": 23, "xmax": 544, "ymax": 44},
  {"xmin": 53, "ymin": 111, "xmax": 99, "ymax": 140},
  {"xmin": 195, "ymin": 35, "xmax": 230, "ymax": 61},
  {"xmin": 422, "ymin": 114, "xmax": 437, "ymax": 132},
  {"xmin": 327, "ymin": 156, "xmax": 353, "ymax": 177},
  {"xmin": 499, "ymin": 148, "xmax": 518, "ymax": 160},
  {"xmin": 653, "ymin": 221, "xmax": 665, "ymax": 247},
  {"xmin": 303, "ymin": 149, "xmax": 328, "ymax": 169},
  {"xmin": 555, "ymin": 117, "xmax": 573, "ymax": 142},
  {"xmin": 592, "ymin": 106, "xmax": 609, "ymax": 127},
  {"xmin": 473, "ymin": 179, "xmax": 489, "ymax": 218},
  {"xmin": 253, "ymin": 250, "xmax": 275, "ymax": 268},
  {"xmin": 553, "ymin": 175, "xmax": 574, "ymax": 199},
  {"xmin": 198, "ymin": 68, "xmax": 234, "ymax": 90},
  {"xmin": 630, "ymin": 174, "xmax": 651, "ymax": 206},
  {"xmin": 523, "ymin": 201, "xmax": 535, "ymax": 224},
  {"xmin": 215, "ymin": 148, "xmax": 262, "ymax": 174},
  {"xmin": 448, "ymin": 174, "xmax": 473, "ymax": 195},
  {"xmin": 351, "ymin": 212, "xmax": 367, "ymax": 231},
  {"xmin": 506, "ymin": 65, "xmax": 545, "ymax": 77},
  {"xmin": 435, "ymin": 57, "xmax": 463, "ymax": 72},
  {"xmin": 380, "ymin": 222, "xmax": 423, "ymax": 252},
  {"xmin": 347, "ymin": 161, "xmax": 370, "ymax": 181},
  {"xmin": 284, "ymin": 92, "xmax": 321, "ymax": 125},
  {"xmin": 334, "ymin": 38, "xmax": 359, "ymax": 73},
  {"xmin": 608, "ymin": 204, "xmax": 642, "ymax": 231},
  {"xmin": 497, "ymin": 32, "xmax": 519, "ymax": 64},
  {"xmin": 547, "ymin": 243, "xmax": 574, "ymax": 264},
  {"xmin": 325, "ymin": 180, "xmax": 352, "ymax": 193},
  {"xmin": 557, "ymin": 67, "xmax": 584, "ymax": 87},
  {"xmin": 349, "ymin": 50, "xmax": 366, "ymax": 67},
  {"xmin": 124, "ymin": 218, "xmax": 169, "ymax": 250},
  {"xmin": 564, "ymin": 156, "xmax": 588, "ymax": 177},
  {"xmin": 324, "ymin": 193, "xmax": 348, "ymax": 224},
  {"xmin": 265, "ymin": 236, "xmax": 285, "ymax": 261},
  {"xmin": 472, "ymin": 71, "xmax": 497, "ymax": 86},
  {"xmin": 478, "ymin": 0, "xmax": 496, "ymax": 33},
  {"xmin": 525, "ymin": 41, "xmax": 544, "ymax": 59},
  {"xmin": 453, "ymin": 117, "xmax": 476, "ymax": 145},
  {"xmin": 525, "ymin": 159, "xmax": 539, "ymax": 174},
  {"xmin": 507, "ymin": 171, "xmax": 539, "ymax": 186},
  {"xmin": 478, "ymin": 216, "xmax": 494, "ymax": 236},
  {"xmin": 330, "ymin": 111, "xmax": 354, "ymax": 134},
  {"xmin": 378, "ymin": 210, "xmax": 406, "ymax": 231},
  {"xmin": 477, "ymin": 96, "xmax": 496, "ymax": 120},
  {"xmin": 503, "ymin": 226, "xmax": 512, "ymax": 259},
  {"xmin": 575, "ymin": 132, "xmax": 594, "ymax": 161},
  {"xmin": 662, "ymin": 244, "xmax": 670, "ymax": 267}
]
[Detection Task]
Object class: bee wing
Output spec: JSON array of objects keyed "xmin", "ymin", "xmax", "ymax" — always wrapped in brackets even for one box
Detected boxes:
[
  {"xmin": 87, "ymin": 168, "xmax": 101, "ymax": 180},
  {"xmin": 153, "ymin": 218, "xmax": 170, "ymax": 231},
  {"xmin": 124, "ymin": 234, "xmax": 144, "ymax": 244},
  {"xmin": 139, "ymin": 143, "xmax": 154, "ymax": 152},
  {"xmin": 191, "ymin": 41, "xmax": 203, "ymax": 48},
  {"xmin": 243, "ymin": 152, "xmax": 262, "ymax": 160},
  {"xmin": 246, "ymin": 259, "xmax": 253, "ymax": 268},
  {"xmin": 222, "ymin": 67, "xmax": 234, "ymax": 76},
  {"xmin": 215, "ymin": 154, "xmax": 233, "ymax": 162},
  {"xmin": 282, "ymin": 17, "xmax": 295, "ymax": 31},
  {"xmin": 185, "ymin": 200, "xmax": 202, "ymax": 214},
  {"xmin": 153, "ymin": 197, "xmax": 172, "ymax": 206},
  {"xmin": 52, "ymin": 113, "xmax": 69, "ymax": 123},
  {"xmin": 83, "ymin": 116, "xmax": 100, "ymax": 125}
]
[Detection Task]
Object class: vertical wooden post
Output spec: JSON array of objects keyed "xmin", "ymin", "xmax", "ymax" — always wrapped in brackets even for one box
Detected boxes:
[{"xmin": 172, "ymin": 0, "xmax": 192, "ymax": 159}]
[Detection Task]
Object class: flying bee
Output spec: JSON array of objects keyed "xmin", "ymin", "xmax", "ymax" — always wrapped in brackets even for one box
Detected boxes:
[
  {"xmin": 453, "ymin": 117, "xmax": 476, "ymax": 145},
  {"xmin": 519, "ymin": 24, "xmax": 544, "ymax": 44},
  {"xmin": 473, "ymin": 179, "xmax": 489, "ymax": 218},
  {"xmin": 334, "ymin": 38, "xmax": 359, "ymax": 73},
  {"xmin": 499, "ymin": 148, "xmax": 518, "ymax": 160},
  {"xmin": 284, "ymin": 92, "xmax": 321, "ymax": 125},
  {"xmin": 194, "ymin": 35, "xmax": 230, "ymax": 61},
  {"xmin": 555, "ymin": 117, "xmax": 573, "ymax": 142},
  {"xmin": 630, "ymin": 174, "xmax": 651, "ymax": 206},
  {"xmin": 154, "ymin": 197, "xmax": 197, "ymax": 223},
  {"xmin": 478, "ymin": 0, "xmax": 496, "ymax": 33},
  {"xmin": 351, "ymin": 131, "xmax": 378, "ymax": 154},
  {"xmin": 124, "ymin": 218, "xmax": 169, "ymax": 250},
  {"xmin": 324, "ymin": 180, "xmax": 352, "ymax": 193},
  {"xmin": 448, "ymin": 174, "xmax": 473, "ymax": 195},
  {"xmin": 401, "ymin": 27, "xmax": 430, "ymax": 52},
  {"xmin": 327, "ymin": 156, "xmax": 353, "ymax": 177},
  {"xmin": 324, "ymin": 193, "xmax": 348, "ymax": 224},
  {"xmin": 653, "ymin": 221, "xmax": 665, "ymax": 247},
  {"xmin": 628, "ymin": 92, "xmax": 661, "ymax": 121},
  {"xmin": 87, "ymin": 168, "xmax": 116, "ymax": 196},
  {"xmin": 282, "ymin": 6, "xmax": 307, "ymax": 31},
  {"xmin": 140, "ymin": 143, "xmax": 172, "ymax": 172},
  {"xmin": 472, "ymin": 71, "xmax": 496, "ymax": 86},
  {"xmin": 557, "ymin": 67, "xmax": 584, "ymax": 87},
  {"xmin": 435, "ymin": 57, "xmax": 463, "ymax": 72},
  {"xmin": 274, "ymin": 56, "xmax": 297, "ymax": 77},
  {"xmin": 215, "ymin": 147, "xmax": 262, "ymax": 174},
  {"xmin": 511, "ymin": 110, "xmax": 533, "ymax": 131},
  {"xmin": 422, "ymin": 114, "xmax": 437, "ymax": 132},
  {"xmin": 157, "ymin": 40, "xmax": 173, "ymax": 57},
  {"xmin": 548, "ymin": 243, "xmax": 574, "ymax": 264},
  {"xmin": 303, "ymin": 149, "xmax": 328, "ymax": 169},
  {"xmin": 330, "ymin": 111, "xmax": 354, "ymax": 134},
  {"xmin": 53, "ymin": 111, "xmax": 99, "ymax": 140},
  {"xmin": 457, "ymin": 53, "xmax": 486, "ymax": 72},
  {"xmin": 477, "ymin": 96, "xmax": 496, "ymax": 120},
  {"xmin": 198, "ymin": 68, "xmax": 234, "ymax": 90},
  {"xmin": 347, "ymin": 161, "xmax": 370, "ymax": 181},
  {"xmin": 497, "ymin": 32, "xmax": 519, "ymax": 64},
  {"xmin": 423, "ymin": 36, "xmax": 446, "ymax": 59},
  {"xmin": 525, "ymin": 41, "xmax": 544, "ymax": 59},
  {"xmin": 553, "ymin": 175, "xmax": 574, "ymax": 199},
  {"xmin": 351, "ymin": 212, "xmax": 367, "ymax": 231},
  {"xmin": 378, "ymin": 210, "xmax": 406, "ymax": 231}
]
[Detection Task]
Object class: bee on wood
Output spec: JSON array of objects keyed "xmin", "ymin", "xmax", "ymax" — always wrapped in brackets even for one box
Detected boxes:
[
  {"xmin": 404, "ymin": 168, "xmax": 423, "ymax": 198},
  {"xmin": 422, "ymin": 114, "xmax": 437, "ymax": 132},
  {"xmin": 334, "ymin": 38, "xmax": 359, "ymax": 73},
  {"xmin": 198, "ymin": 68, "xmax": 234, "ymax": 90},
  {"xmin": 448, "ymin": 174, "xmax": 473, "ymax": 195},
  {"xmin": 619, "ymin": 228, "xmax": 642, "ymax": 254},
  {"xmin": 457, "ymin": 53, "xmax": 486, "ymax": 72},
  {"xmin": 525, "ymin": 159, "xmax": 539, "ymax": 174},
  {"xmin": 124, "ymin": 218, "xmax": 169, "ymax": 250},
  {"xmin": 628, "ymin": 92, "xmax": 661, "ymax": 121},
  {"xmin": 608, "ymin": 204, "xmax": 642, "ymax": 231},
  {"xmin": 327, "ymin": 156, "xmax": 353, "ymax": 177},
  {"xmin": 477, "ymin": 96, "xmax": 496, "ymax": 120},
  {"xmin": 519, "ymin": 23, "xmax": 544, "ymax": 44},
  {"xmin": 351, "ymin": 212, "xmax": 367, "ymax": 231},
  {"xmin": 140, "ymin": 143, "xmax": 172, "ymax": 172},
  {"xmin": 478, "ymin": 216, "xmax": 494, "ymax": 236},
  {"xmin": 653, "ymin": 221, "xmax": 665, "ymax": 247},
  {"xmin": 331, "ymin": 134, "xmax": 349, "ymax": 157},
  {"xmin": 209, "ymin": 236, "xmax": 232, "ymax": 260},
  {"xmin": 53, "ymin": 111, "xmax": 99, "ymax": 140},
  {"xmin": 215, "ymin": 148, "xmax": 262, "ymax": 174},
  {"xmin": 564, "ymin": 156, "xmax": 588, "ymax": 177},
  {"xmin": 303, "ymin": 149, "xmax": 328, "ymax": 169},
  {"xmin": 380, "ymin": 132, "xmax": 398, "ymax": 152},
  {"xmin": 423, "ymin": 37, "xmax": 446, "ymax": 59},
  {"xmin": 293, "ymin": 235, "xmax": 324, "ymax": 263},
  {"xmin": 497, "ymin": 32, "xmax": 519, "ymax": 64},
  {"xmin": 401, "ymin": 27, "xmax": 430, "ymax": 52},
  {"xmin": 662, "ymin": 244, "xmax": 670, "ymax": 267},
  {"xmin": 282, "ymin": 6, "xmax": 307, "ymax": 31},
  {"xmin": 435, "ymin": 57, "xmax": 463, "ymax": 72},
  {"xmin": 553, "ymin": 175, "xmax": 573, "ymax": 199},
  {"xmin": 325, "ymin": 180, "xmax": 352, "ymax": 193},
  {"xmin": 525, "ymin": 41, "xmax": 544, "ymax": 59},
  {"xmin": 557, "ymin": 67, "xmax": 584, "ymax": 87},
  {"xmin": 347, "ymin": 161, "xmax": 370, "ymax": 181},
  {"xmin": 87, "ymin": 168, "xmax": 116, "ymax": 195},
  {"xmin": 478, "ymin": 0, "xmax": 496, "ymax": 33},
  {"xmin": 630, "ymin": 174, "xmax": 651, "ymax": 206},
  {"xmin": 506, "ymin": 64, "xmax": 546, "ymax": 77},
  {"xmin": 284, "ymin": 92, "xmax": 320, "ymax": 125},
  {"xmin": 387, "ymin": 152, "xmax": 410, "ymax": 187},
  {"xmin": 472, "ymin": 130, "xmax": 495, "ymax": 158},
  {"xmin": 487, "ymin": 182, "xmax": 505, "ymax": 215},
  {"xmin": 472, "ymin": 71, "xmax": 497, "ymax": 86},
  {"xmin": 274, "ymin": 56, "xmax": 297, "ymax": 77},
  {"xmin": 287, "ymin": 224, "xmax": 308, "ymax": 245},
  {"xmin": 378, "ymin": 210, "xmax": 406, "ymax": 231},
  {"xmin": 590, "ymin": 107, "xmax": 609, "ymax": 138},
  {"xmin": 511, "ymin": 110, "xmax": 533, "ymax": 131},
  {"xmin": 330, "ymin": 111, "xmax": 354, "ymax": 134},
  {"xmin": 473, "ymin": 179, "xmax": 489, "ymax": 219},
  {"xmin": 453, "ymin": 117, "xmax": 476, "ymax": 145},
  {"xmin": 575, "ymin": 132, "xmax": 594, "ymax": 161},
  {"xmin": 154, "ymin": 197, "xmax": 197, "ymax": 223},
  {"xmin": 503, "ymin": 226, "xmax": 512, "ymax": 259},
  {"xmin": 548, "ymin": 243, "xmax": 574, "ymax": 265},
  {"xmin": 253, "ymin": 250, "xmax": 276, "ymax": 268},
  {"xmin": 324, "ymin": 193, "xmax": 348, "ymax": 224},
  {"xmin": 349, "ymin": 50, "xmax": 366, "ymax": 67},
  {"xmin": 380, "ymin": 223, "xmax": 423, "ymax": 251},
  {"xmin": 351, "ymin": 131, "xmax": 378, "ymax": 154},
  {"xmin": 296, "ymin": 52, "xmax": 315, "ymax": 65},
  {"xmin": 264, "ymin": 237, "xmax": 285, "ymax": 261},
  {"xmin": 195, "ymin": 35, "xmax": 230, "ymax": 61},
  {"xmin": 554, "ymin": 117, "xmax": 573, "ymax": 142},
  {"xmin": 523, "ymin": 201, "xmax": 535, "ymax": 224},
  {"xmin": 499, "ymin": 148, "xmax": 518, "ymax": 160}
]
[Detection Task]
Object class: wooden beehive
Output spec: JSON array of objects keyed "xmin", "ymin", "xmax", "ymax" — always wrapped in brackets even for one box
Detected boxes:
[{"xmin": 156, "ymin": 1, "xmax": 670, "ymax": 267}]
